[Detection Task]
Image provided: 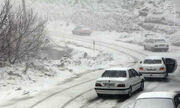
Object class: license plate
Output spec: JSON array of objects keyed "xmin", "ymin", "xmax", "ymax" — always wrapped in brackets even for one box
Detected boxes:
[
  {"xmin": 147, "ymin": 68, "xmax": 156, "ymax": 71},
  {"xmin": 104, "ymin": 83, "xmax": 115, "ymax": 87}
]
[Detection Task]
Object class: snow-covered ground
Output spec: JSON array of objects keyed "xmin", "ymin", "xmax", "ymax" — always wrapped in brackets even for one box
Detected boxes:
[{"xmin": 0, "ymin": 0, "xmax": 180, "ymax": 108}]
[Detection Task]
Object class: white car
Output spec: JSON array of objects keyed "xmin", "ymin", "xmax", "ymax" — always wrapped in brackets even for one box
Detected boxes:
[
  {"xmin": 95, "ymin": 67, "xmax": 144, "ymax": 97},
  {"xmin": 144, "ymin": 38, "xmax": 169, "ymax": 52},
  {"xmin": 139, "ymin": 56, "xmax": 177, "ymax": 79},
  {"xmin": 134, "ymin": 92, "xmax": 180, "ymax": 108}
]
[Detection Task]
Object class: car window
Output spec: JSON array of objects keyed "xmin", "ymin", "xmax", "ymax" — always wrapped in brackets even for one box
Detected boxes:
[
  {"xmin": 128, "ymin": 70, "xmax": 135, "ymax": 78},
  {"xmin": 134, "ymin": 98, "xmax": 174, "ymax": 108},
  {"xmin": 75, "ymin": 27, "xmax": 82, "ymax": 30},
  {"xmin": 102, "ymin": 70, "xmax": 127, "ymax": 78},
  {"xmin": 131, "ymin": 69, "xmax": 139, "ymax": 76},
  {"xmin": 144, "ymin": 59, "xmax": 162, "ymax": 64},
  {"xmin": 149, "ymin": 39, "xmax": 154, "ymax": 43},
  {"xmin": 154, "ymin": 39, "xmax": 166, "ymax": 43}
]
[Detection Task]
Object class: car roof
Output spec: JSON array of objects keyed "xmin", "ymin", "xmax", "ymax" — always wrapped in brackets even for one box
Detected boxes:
[
  {"xmin": 144, "ymin": 56, "xmax": 162, "ymax": 60},
  {"xmin": 106, "ymin": 67, "xmax": 130, "ymax": 71},
  {"xmin": 137, "ymin": 92, "xmax": 177, "ymax": 99},
  {"xmin": 145, "ymin": 38, "xmax": 165, "ymax": 40},
  {"xmin": 152, "ymin": 38, "xmax": 166, "ymax": 40}
]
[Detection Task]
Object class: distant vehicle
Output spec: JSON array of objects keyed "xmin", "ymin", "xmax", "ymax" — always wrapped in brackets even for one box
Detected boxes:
[
  {"xmin": 72, "ymin": 26, "xmax": 92, "ymax": 36},
  {"xmin": 134, "ymin": 92, "xmax": 180, "ymax": 108},
  {"xmin": 139, "ymin": 56, "xmax": 177, "ymax": 79},
  {"xmin": 139, "ymin": 8, "xmax": 149, "ymax": 17},
  {"xmin": 95, "ymin": 67, "xmax": 144, "ymax": 97},
  {"xmin": 144, "ymin": 38, "xmax": 169, "ymax": 52}
]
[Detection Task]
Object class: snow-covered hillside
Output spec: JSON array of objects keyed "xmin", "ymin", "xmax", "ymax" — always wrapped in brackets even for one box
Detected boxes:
[
  {"xmin": 22, "ymin": 0, "xmax": 178, "ymax": 33},
  {"xmin": 0, "ymin": 0, "xmax": 180, "ymax": 106}
]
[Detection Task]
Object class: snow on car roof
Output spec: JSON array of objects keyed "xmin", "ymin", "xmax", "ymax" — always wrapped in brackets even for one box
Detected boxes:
[
  {"xmin": 106, "ymin": 67, "xmax": 130, "ymax": 71},
  {"xmin": 144, "ymin": 56, "xmax": 162, "ymax": 60},
  {"xmin": 137, "ymin": 92, "xmax": 177, "ymax": 99},
  {"xmin": 152, "ymin": 38, "xmax": 166, "ymax": 40}
]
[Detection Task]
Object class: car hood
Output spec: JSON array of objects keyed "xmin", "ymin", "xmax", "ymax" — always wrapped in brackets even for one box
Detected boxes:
[{"xmin": 96, "ymin": 77, "xmax": 128, "ymax": 82}]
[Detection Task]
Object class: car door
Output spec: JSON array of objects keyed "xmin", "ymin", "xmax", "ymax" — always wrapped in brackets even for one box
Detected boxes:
[
  {"xmin": 128, "ymin": 69, "xmax": 136, "ymax": 91},
  {"xmin": 131, "ymin": 69, "xmax": 142, "ymax": 90},
  {"xmin": 128, "ymin": 69, "xmax": 138, "ymax": 92},
  {"xmin": 149, "ymin": 39, "xmax": 154, "ymax": 50},
  {"xmin": 145, "ymin": 39, "xmax": 150, "ymax": 50},
  {"xmin": 163, "ymin": 58, "xmax": 177, "ymax": 73},
  {"xmin": 144, "ymin": 39, "xmax": 148, "ymax": 49}
]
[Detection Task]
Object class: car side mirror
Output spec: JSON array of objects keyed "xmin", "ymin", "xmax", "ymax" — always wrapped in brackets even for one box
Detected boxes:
[{"xmin": 139, "ymin": 73, "xmax": 142, "ymax": 76}]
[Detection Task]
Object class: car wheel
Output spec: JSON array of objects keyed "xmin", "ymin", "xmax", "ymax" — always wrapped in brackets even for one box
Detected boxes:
[
  {"xmin": 144, "ymin": 46, "xmax": 147, "ymax": 50},
  {"xmin": 151, "ymin": 47, "xmax": 155, "ymax": 52},
  {"xmin": 139, "ymin": 81, "xmax": 144, "ymax": 91},
  {"xmin": 165, "ymin": 49, "xmax": 168, "ymax": 52},
  {"xmin": 97, "ymin": 93, "xmax": 103, "ymax": 98},
  {"xmin": 127, "ymin": 87, "xmax": 132, "ymax": 98},
  {"xmin": 162, "ymin": 74, "xmax": 168, "ymax": 81}
]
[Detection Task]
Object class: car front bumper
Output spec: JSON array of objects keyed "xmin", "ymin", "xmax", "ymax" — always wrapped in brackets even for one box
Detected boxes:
[
  {"xmin": 152, "ymin": 47, "xmax": 169, "ymax": 51},
  {"xmin": 140, "ymin": 72, "xmax": 167, "ymax": 78},
  {"xmin": 95, "ymin": 88, "xmax": 130, "ymax": 95}
]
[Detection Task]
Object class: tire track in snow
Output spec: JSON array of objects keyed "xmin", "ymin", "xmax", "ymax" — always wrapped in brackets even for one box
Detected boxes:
[
  {"xmin": 29, "ymin": 78, "xmax": 96, "ymax": 108},
  {"xmin": 50, "ymin": 36, "xmax": 147, "ymax": 108},
  {"xmin": 30, "ymin": 35, "xmax": 147, "ymax": 108}
]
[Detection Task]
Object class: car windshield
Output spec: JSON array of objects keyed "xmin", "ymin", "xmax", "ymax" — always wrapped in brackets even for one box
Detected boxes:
[
  {"xmin": 102, "ymin": 70, "xmax": 127, "ymax": 78},
  {"xmin": 154, "ymin": 39, "xmax": 166, "ymax": 43},
  {"xmin": 144, "ymin": 59, "xmax": 162, "ymax": 64},
  {"xmin": 134, "ymin": 98, "xmax": 174, "ymax": 108}
]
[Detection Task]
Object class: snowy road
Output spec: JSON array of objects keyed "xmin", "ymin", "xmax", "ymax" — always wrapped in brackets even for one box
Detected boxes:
[{"xmin": 1, "ymin": 34, "xmax": 180, "ymax": 108}]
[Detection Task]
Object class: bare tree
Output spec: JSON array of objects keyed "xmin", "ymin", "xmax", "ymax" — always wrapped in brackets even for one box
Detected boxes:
[{"xmin": 0, "ymin": 0, "xmax": 46, "ymax": 64}]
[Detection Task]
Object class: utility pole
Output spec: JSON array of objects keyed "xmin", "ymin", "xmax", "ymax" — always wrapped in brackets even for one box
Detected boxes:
[
  {"xmin": 22, "ymin": 0, "xmax": 26, "ymax": 18},
  {"xmin": 173, "ymin": 2, "xmax": 176, "ymax": 33},
  {"xmin": 93, "ymin": 40, "xmax": 95, "ymax": 57},
  {"xmin": 173, "ymin": 0, "xmax": 180, "ymax": 32}
]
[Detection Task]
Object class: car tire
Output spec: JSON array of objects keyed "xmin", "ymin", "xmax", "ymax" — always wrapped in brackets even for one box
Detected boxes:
[
  {"xmin": 144, "ymin": 46, "xmax": 147, "ymax": 50},
  {"xmin": 165, "ymin": 49, "xmax": 168, "ymax": 52},
  {"xmin": 139, "ymin": 81, "xmax": 144, "ymax": 91},
  {"xmin": 97, "ymin": 94, "xmax": 103, "ymax": 98},
  {"xmin": 127, "ymin": 87, "xmax": 132, "ymax": 98},
  {"xmin": 162, "ymin": 77, "xmax": 167, "ymax": 81},
  {"xmin": 151, "ymin": 47, "xmax": 155, "ymax": 52}
]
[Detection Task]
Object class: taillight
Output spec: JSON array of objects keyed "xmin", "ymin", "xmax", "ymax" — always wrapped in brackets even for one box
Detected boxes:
[
  {"xmin": 117, "ymin": 84, "xmax": 125, "ymax": 87},
  {"xmin": 160, "ymin": 67, "xmax": 165, "ymax": 71},
  {"xmin": 139, "ymin": 67, "xmax": 144, "ymax": 71},
  {"xmin": 95, "ymin": 83, "xmax": 102, "ymax": 87}
]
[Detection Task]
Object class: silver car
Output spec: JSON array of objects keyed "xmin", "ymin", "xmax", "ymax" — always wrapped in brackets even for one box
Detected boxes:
[{"xmin": 144, "ymin": 38, "xmax": 169, "ymax": 52}]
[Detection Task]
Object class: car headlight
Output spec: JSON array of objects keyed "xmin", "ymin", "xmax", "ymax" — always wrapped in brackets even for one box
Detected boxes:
[{"xmin": 95, "ymin": 83, "xmax": 102, "ymax": 87}]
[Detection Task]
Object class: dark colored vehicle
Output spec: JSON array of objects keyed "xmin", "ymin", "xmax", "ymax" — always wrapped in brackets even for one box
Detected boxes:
[{"xmin": 72, "ymin": 26, "xmax": 93, "ymax": 36}]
